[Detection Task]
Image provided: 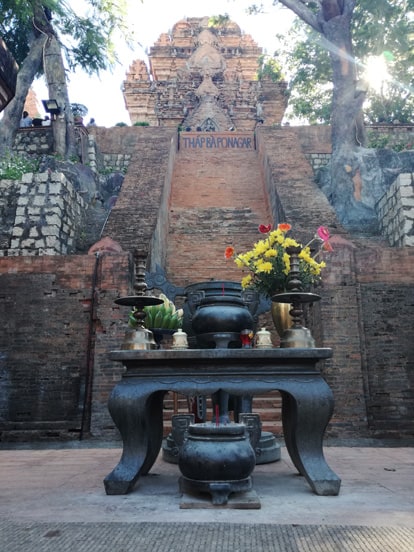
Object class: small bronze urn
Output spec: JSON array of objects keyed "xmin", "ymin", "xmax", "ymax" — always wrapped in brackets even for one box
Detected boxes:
[{"xmin": 178, "ymin": 422, "xmax": 256, "ymax": 505}]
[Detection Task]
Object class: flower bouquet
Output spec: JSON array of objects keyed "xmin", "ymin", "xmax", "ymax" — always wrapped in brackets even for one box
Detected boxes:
[{"xmin": 225, "ymin": 223, "xmax": 332, "ymax": 299}]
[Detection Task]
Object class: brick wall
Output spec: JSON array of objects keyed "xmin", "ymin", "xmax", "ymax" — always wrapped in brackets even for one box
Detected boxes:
[
  {"xmin": 255, "ymin": 128, "xmax": 413, "ymax": 439},
  {"xmin": 356, "ymin": 246, "xmax": 414, "ymax": 437},
  {"xmin": 0, "ymin": 253, "xmax": 130, "ymax": 441},
  {"xmin": 166, "ymin": 133, "xmax": 273, "ymax": 287},
  {"xmin": 256, "ymin": 126, "xmax": 342, "ymax": 239}
]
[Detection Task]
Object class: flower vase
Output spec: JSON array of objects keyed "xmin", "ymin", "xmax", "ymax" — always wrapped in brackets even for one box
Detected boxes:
[{"xmin": 270, "ymin": 301, "xmax": 293, "ymax": 337}]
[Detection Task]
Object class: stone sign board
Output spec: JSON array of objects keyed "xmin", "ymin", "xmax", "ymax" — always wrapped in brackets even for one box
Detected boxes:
[{"xmin": 180, "ymin": 132, "xmax": 255, "ymax": 150}]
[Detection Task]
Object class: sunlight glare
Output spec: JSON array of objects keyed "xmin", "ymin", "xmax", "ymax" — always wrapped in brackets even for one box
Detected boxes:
[{"xmin": 363, "ymin": 54, "xmax": 391, "ymax": 94}]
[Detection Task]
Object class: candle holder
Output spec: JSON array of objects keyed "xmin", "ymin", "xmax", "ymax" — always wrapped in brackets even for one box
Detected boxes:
[
  {"xmin": 272, "ymin": 246, "xmax": 320, "ymax": 348},
  {"xmin": 115, "ymin": 250, "xmax": 163, "ymax": 350}
]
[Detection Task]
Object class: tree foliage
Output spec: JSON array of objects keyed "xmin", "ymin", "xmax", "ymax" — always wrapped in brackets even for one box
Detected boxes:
[
  {"xmin": 275, "ymin": 1, "xmax": 414, "ymax": 124},
  {"xmin": 0, "ymin": 0, "xmax": 133, "ymax": 156},
  {"xmin": 257, "ymin": 54, "xmax": 285, "ymax": 82},
  {"xmin": 248, "ymin": 1, "xmax": 414, "ymax": 232},
  {"xmin": 0, "ymin": 0, "xmax": 131, "ymax": 74},
  {"xmin": 208, "ymin": 14, "xmax": 231, "ymax": 28}
]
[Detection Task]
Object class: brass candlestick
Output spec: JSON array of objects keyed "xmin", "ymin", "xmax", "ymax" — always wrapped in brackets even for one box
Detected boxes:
[
  {"xmin": 271, "ymin": 246, "xmax": 320, "ymax": 348},
  {"xmin": 115, "ymin": 250, "xmax": 163, "ymax": 350}
]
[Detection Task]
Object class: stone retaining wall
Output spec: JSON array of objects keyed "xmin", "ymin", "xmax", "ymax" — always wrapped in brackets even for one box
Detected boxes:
[
  {"xmin": 1, "ymin": 171, "xmax": 85, "ymax": 256},
  {"xmin": 377, "ymin": 173, "xmax": 414, "ymax": 246},
  {"xmin": 13, "ymin": 127, "xmax": 54, "ymax": 156}
]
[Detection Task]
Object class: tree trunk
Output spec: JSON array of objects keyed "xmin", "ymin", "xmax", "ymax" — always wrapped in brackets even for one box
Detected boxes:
[
  {"xmin": 320, "ymin": 10, "xmax": 375, "ymax": 230},
  {"xmin": 0, "ymin": 34, "xmax": 46, "ymax": 156},
  {"xmin": 43, "ymin": 35, "xmax": 77, "ymax": 158},
  {"xmin": 280, "ymin": 0, "xmax": 376, "ymax": 230},
  {"xmin": 0, "ymin": 3, "xmax": 77, "ymax": 160},
  {"xmin": 321, "ymin": 11, "xmax": 366, "ymax": 153}
]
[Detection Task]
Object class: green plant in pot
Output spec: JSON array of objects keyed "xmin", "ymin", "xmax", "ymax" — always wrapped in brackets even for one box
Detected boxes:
[
  {"xmin": 70, "ymin": 102, "xmax": 88, "ymax": 124},
  {"xmin": 129, "ymin": 293, "xmax": 183, "ymax": 331}
]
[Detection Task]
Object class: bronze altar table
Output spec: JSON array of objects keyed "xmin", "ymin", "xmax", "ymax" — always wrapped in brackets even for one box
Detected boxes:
[{"xmin": 104, "ymin": 348, "xmax": 341, "ymax": 497}]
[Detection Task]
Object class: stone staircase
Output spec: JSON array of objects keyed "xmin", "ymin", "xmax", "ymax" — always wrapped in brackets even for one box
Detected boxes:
[{"xmin": 166, "ymin": 137, "xmax": 274, "ymax": 286}]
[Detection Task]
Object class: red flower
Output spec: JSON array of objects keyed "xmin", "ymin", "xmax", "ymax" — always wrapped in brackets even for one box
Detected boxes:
[
  {"xmin": 317, "ymin": 226, "xmax": 330, "ymax": 241},
  {"xmin": 258, "ymin": 224, "xmax": 272, "ymax": 234},
  {"xmin": 224, "ymin": 246, "xmax": 235, "ymax": 259},
  {"xmin": 323, "ymin": 241, "xmax": 334, "ymax": 252},
  {"xmin": 278, "ymin": 223, "xmax": 291, "ymax": 232}
]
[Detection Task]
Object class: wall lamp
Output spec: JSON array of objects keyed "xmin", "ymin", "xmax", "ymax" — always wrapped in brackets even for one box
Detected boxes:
[{"xmin": 42, "ymin": 99, "xmax": 61, "ymax": 118}]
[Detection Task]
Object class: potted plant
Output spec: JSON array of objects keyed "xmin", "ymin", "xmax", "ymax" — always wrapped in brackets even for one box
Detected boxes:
[
  {"xmin": 129, "ymin": 294, "xmax": 184, "ymax": 348},
  {"xmin": 70, "ymin": 103, "xmax": 88, "ymax": 125}
]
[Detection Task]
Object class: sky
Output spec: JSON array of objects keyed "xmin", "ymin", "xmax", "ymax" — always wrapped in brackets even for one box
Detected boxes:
[{"xmin": 34, "ymin": 0, "xmax": 295, "ymax": 127}]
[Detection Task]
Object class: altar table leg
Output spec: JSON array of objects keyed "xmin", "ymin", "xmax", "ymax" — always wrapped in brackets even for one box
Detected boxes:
[
  {"xmin": 104, "ymin": 381, "xmax": 164, "ymax": 495},
  {"xmin": 280, "ymin": 383, "xmax": 341, "ymax": 496}
]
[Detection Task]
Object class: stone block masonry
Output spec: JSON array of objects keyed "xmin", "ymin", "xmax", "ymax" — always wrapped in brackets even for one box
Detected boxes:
[
  {"xmin": 13, "ymin": 127, "xmax": 54, "ymax": 156},
  {"xmin": 3, "ymin": 171, "xmax": 85, "ymax": 256},
  {"xmin": 0, "ymin": 179, "xmax": 19, "ymax": 249},
  {"xmin": 377, "ymin": 172, "xmax": 414, "ymax": 246}
]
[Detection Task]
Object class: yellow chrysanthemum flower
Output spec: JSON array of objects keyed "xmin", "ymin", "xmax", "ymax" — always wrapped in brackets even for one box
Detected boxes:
[
  {"xmin": 299, "ymin": 249, "xmax": 313, "ymax": 264},
  {"xmin": 225, "ymin": 223, "xmax": 329, "ymax": 298},
  {"xmin": 268, "ymin": 229, "xmax": 282, "ymax": 244},
  {"xmin": 241, "ymin": 274, "xmax": 252, "ymax": 288},
  {"xmin": 283, "ymin": 237, "xmax": 300, "ymax": 248},
  {"xmin": 252, "ymin": 239, "xmax": 269, "ymax": 256},
  {"xmin": 256, "ymin": 261, "xmax": 273, "ymax": 274},
  {"xmin": 282, "ymin": 252, "xmax": 290, "ymax": 274}
]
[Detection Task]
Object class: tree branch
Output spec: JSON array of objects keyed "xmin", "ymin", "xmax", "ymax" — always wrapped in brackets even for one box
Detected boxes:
[
  {"xmin": 320, "ymin": 0, "xmax": 355, "ymax": 20},
  {"xmin": 277, "ymin": 0, "xmax": 322, "ymax": 32},
  {"xmin": 0, "ymin": 33, "xmax": 46, "ymax": 154},
  {"xmin": 342, "ymin": 0, "xmax": 356, "ymax": 18}
]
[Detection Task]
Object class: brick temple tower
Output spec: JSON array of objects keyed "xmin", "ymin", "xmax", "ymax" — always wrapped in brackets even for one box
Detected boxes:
[{"xmin": 123, "ymin": 16, "xmax": 288, "ymax": 130}]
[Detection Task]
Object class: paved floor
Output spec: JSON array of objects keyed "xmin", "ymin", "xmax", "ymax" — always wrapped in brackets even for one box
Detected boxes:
[{"xmin": 0, "ymin": 443, "xmax": 413, "ymax": 550}]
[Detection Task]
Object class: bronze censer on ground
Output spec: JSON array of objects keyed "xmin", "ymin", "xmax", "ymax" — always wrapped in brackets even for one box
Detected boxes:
[{"xmin": 178, "ymin": 412, "xmax": 261, "ymax": 506}]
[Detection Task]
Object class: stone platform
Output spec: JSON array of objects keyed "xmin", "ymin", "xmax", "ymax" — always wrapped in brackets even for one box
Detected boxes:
[{"xmin": 0, "ymin": 443, "xmax": 413, "ymax": 551}]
